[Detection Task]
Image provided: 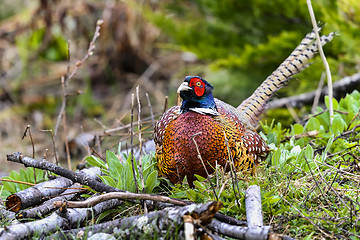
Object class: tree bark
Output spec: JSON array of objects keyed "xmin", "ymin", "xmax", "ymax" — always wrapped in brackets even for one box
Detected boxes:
[
  {"xmin": 6, "ymin": 167, "xmax": 102, "ymax": 213},
  {"xmin": 0, "ymin": 198, "xmax": 123, "ymax": 240},
  {"xmin": 268, "ymin": 72, "xmax": 360, "ymax": 109},
  {"xmin": 47, "ymin": 201, "xmax": 222, "ymax": 240}
]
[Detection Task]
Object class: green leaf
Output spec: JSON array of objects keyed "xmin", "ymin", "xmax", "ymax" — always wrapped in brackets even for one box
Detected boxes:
[
  {"xmin": 305, "ymin": 145, "xmax": 314, "ymax": 161},
  {"xmin": 292, "ymin": 123, "xmax": 304, "ymax": 135},
  {"xmin": 99, "ymin": 175, "xmax": 116, "ymax": 188},
  {"xmin": 194, "ymin": 174, "xmax": 206, "ymax": 182},
  {"xmin": 193, "ymin": 180, "xmax": 206, "ymax": 191},
  {"xmin": 325, "ymin": 96, "xmax": 339, "ymax": 111},
  {"xmin": 321, "ymin": 134, "xmax": 334, "ymax": 162},
  {"xmin": 145, "ymin": 170, "xmax": 159, "ymax": 194},
  {"xmin": 106, "ymin": 151, "xmax": 123, "ymax": 179},
  {"xmin": 331, "ymin": 115, "xmax": 346, "ymax": 134},
  {"xmin": 305, "ymin": 118, "xmax": 320, "ymax": 131},
  {"xmin": 86, "ymin": 155, "xmax": 107, "ymax": 169},
  {"xmin": 2, "ymin": 177, "xmax": 17, "ymax": 193}
]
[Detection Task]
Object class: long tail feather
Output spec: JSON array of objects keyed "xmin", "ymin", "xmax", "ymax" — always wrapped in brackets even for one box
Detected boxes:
[{"xmin": 238, "ymin": 29, "xmax": 335, "ymax": 127}]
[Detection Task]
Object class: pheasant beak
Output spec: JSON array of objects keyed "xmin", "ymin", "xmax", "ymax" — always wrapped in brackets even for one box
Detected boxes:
[{"xmin": 177, "ymin": 82, "xmax": 192, "ymax": 93}]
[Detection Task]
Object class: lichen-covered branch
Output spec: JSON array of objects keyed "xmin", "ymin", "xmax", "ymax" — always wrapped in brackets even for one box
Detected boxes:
[
  {"xmin": 48, "ymin": 201, "xmax": 222, "ymax": 240},
  {"xmin": 0, "ymin": 199, "xmax": 123, "ymax": 240},
  {"xmin": 6, "ymin": 152, "xmax": 124, "ymax": 194}
]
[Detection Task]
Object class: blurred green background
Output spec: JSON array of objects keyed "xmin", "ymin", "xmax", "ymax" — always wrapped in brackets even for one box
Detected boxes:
[{"xmin": 0, "ymin": 0, "xmax": 359, "ymax": 171}]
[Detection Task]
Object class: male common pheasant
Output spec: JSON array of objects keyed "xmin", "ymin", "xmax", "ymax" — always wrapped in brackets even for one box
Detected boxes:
[{"xmin": 154, "ymin": 29, "xmax": 334, "ymax": 187}]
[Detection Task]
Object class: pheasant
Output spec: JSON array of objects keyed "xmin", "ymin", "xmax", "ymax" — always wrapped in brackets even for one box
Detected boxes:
[{"xmin": 154, "ymin": 29, "xmax": 334, "ymax": 187}]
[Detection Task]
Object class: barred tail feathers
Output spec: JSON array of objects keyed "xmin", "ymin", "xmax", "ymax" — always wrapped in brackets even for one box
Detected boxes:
[{"xmin": 238, "ymin": 30, "xmax": 335, "ymax": 127}]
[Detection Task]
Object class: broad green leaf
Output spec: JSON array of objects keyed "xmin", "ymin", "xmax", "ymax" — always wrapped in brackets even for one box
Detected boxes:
[
  {"xmin": 292, "ymin": 123, "xmax": 304, "ymax": 135},
  {"xmin": 145, "ymin": 170, "xmax": 159, "ymax": 194},
  {"xmin": 325, "ymin": 96, "xmax": 339, "ymax": 110},
  {"xmin": 193, "ymin": 180, "xmax": 206, "ymax": 191},
  {"xmin": 305, "ymin": 145, "xmax": 314, "ymax": 161},
  {"xmin": 194, "ymin": 174, "xmax": 206, "ymax": 182},
  {"xmin": 100, "ymin": 175, "xmax": 116, "ymax": 188},
  {"xmin": 305, "ymin": 118, "xmax": 320, "ymax": 131},
  {"xmin": 106, "ymin": 151, "xmax": 123, "ymax": 179},
  {"xmin": 331, "ymin": 115, "xmax": 346, "ymax": 134},
  {"xmin": 86, "ymin": 155, "xmax": 107, "ymax": 169}
]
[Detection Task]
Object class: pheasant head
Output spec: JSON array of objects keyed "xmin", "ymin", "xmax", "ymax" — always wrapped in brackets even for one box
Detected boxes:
[{"xmin": 177, "ymin": 76, "xmax": 218, "ymax": 115}]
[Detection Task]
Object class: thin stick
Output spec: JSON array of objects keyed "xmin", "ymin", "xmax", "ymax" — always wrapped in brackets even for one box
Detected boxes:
[
  {"xmin": 307, "ymin": 0, "xmax": 333, "ymax": 124},
  {"xmin": 136, "ymin": 87, "xmax": 146, "ymax": 213},
  {"xmin": 163, "ymin": 96, "xmax": 169, "ymax": 113},
  {"xmin": 223, "ymin": 132, "xmax": 242, "ymax": 210},
  {"xmin": 145, "ymin": 93, "xmax": 155, "ymax": 128},
  {"xmin": 312, "ymin": 71, "xmax": 326, "ymax": 114},
  {"xmin": 61, "ymin": 77, "xmax": 71, "ymax": 170},
  {"xmin": 0, "ymin": 178, "xmax": 35, "ymax": 186},
  {"xmin": 130, "ymin": 93, "xmax": 139, "ymax": 193},
  {"xmin": 191, "ymin": 133, "xmax": 219, "ymax": 201},
  {"xmin": 22, "ymin": 125, "xmax": 36, "ymax": 183},
  {"xmin": 54, "ymin": 19, "xmax": 103, "ymax": 137},
  {"xmin": 53, "ymin": 191, "xmax": 187, "ymax": 208},
  {"xmin": 279, "ymin": 194, "xmax": 332, "ymax": 238},
  {"xmin": 39, "ymin": 129, "xmax": 58, "ymax": 165}
]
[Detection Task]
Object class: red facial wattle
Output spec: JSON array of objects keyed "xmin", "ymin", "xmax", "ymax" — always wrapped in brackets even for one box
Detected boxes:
[{"xmin": 189, "ymin": 77, "xmax": 205, "ymax": 97}]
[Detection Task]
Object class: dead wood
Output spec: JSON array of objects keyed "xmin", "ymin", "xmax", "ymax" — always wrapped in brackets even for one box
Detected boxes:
[
  {"xmin": 0, "ymin": 204, "xmax": 18, "ymax": 226},
  {"xmin": 207, "ymin": 219, "xmax": 271, "ymax": 240},
  {"xmin": 47, "ymin": 201, "xmax": 222, "ymax": 240},
  {"xmin": 6, "ymin": 176, "xmax": 72, "ymax": 212},
  {"xmin": 268, "ymin": 72, "xmax": 360, "ymax": 109},
  {"xmin": 0, "ymin": 198, "xmax": 123, "ymax": 240},
  {"xmin": 53, "ymin": 191, "xmax": 188, "ymax": 208},
  {"xmin": 17, "ymin": 183, "xmax": 83, "ymax": 219},
  {"xmin": 6, "ymin": 153, "xmax": 192, "ymax": 208},
  {"xmin": 245, "ymin": 185, "xmax": 264, "ymax": 228},
  {"xmin": 213, "ymin": 213, "xmax": 247, "ymax": 226},
  {"xmin": 5, "ymin": 167, "xmax": 102, "ymax": 213},
  {"xmin": 6, "ymin": 152, "xmax": 125, "ymax": 194}
]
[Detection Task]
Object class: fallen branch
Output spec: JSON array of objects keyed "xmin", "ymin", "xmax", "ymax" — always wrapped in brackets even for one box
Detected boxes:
[
  {"xmin": 6, "ymin": 177, "xmax": 72, "ymax": 212},
  {"xmin": 6, "ymin": 153, "xmax": 192, "ymax": 208},
  {"xmin": 48, "ymin": 201, "xmax": 222, "ymax": 240},
  {"xmin": 17, "ymin": 183, "xmax": 84, "ymax": 219},
  {"xmin": 245, "ymin": 185, "xmax": 264, "ymax": 228},
  {"xmin": 5, "ymin": 166, "xmax": 102, "ymax": 212},
  {"xmin": 6, "ymin": 152, "xmax": 125, "ymax": 194},
  {"xmin": 207, "ymin": 219, "xmax": 270, "ymax": 240},
  {"xmin": 0, "ymin": 199, "xmax": 123, "ymax": 240},
  {"xmin": 53, "ymin": 191, "xmax": 188, "ymax": 208},
  {"xmin": 268, "ymin": 72, "xmax": 360, "ymax": 109}
]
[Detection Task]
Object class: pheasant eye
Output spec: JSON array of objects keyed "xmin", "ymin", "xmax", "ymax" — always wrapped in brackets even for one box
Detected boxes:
[{"xmin": 196, "ymin": 81, "xmax": 202, "ymax": 87}]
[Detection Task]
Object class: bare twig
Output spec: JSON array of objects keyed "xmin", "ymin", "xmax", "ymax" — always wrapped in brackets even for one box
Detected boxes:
[
  {"xmin": 183, "ymin": 215, "xmax": 195, "ymax": 240},
  {"xmin": 191, "ymin": 133, "xmax": 219, "ymax": 201},
  {"xmin": 223, "ymin": 132, "xmax": 242, "ymax": 210},
  {"xmin": 136, "ymin": 86, "xmax": 146, "ymax": 212},
  {"xmin": 54, "ymin": 19, "xmax": 103, "ymax": 137},
  {"xmin": 307, "ymin": 0, "xmax": 333, "ymax": 124},
  {"xmin": 61, "ymin": 77, "xmax": 71, "ymax": 170},
  {"xmin": 312, "ymin": 71, "xmax": 326, "ymax": 114},
  {"xmin": 163, "ymin": 96, "xmax": 169, "ymax": 113},
  {"xmin": 53, "ymin": 191, "xmax": 188, "ymax": 208},
  {"xmin": 22, "ymin": 125, "xmax": 35, "ymax": 159},
  {"xmin": 22, "ymin": 125, "xmax": 37, "ymax": 183},
  {"xmin": 130, "ymin": 93, "xmax": 139, "ymax": 193},
  {"xmin": 279, "ymin": 195, "xmax": 332, "ymax": 238},
  {"xmin": 0, "ymin": 178, "xmax": 35, "ymax": 186},
  {"xmin": 39, "ymin": 129, "xmax": 58, "ymax": 165}
]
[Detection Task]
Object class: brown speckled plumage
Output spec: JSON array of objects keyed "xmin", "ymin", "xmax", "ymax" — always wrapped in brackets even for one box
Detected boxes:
[
  {"xmin": 154, "ymin": 30, "xmax": 334, "ymax": 186},
  {"xmin": 155, "ymin": 98, "xmax": 268, "ymax": 186}
]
